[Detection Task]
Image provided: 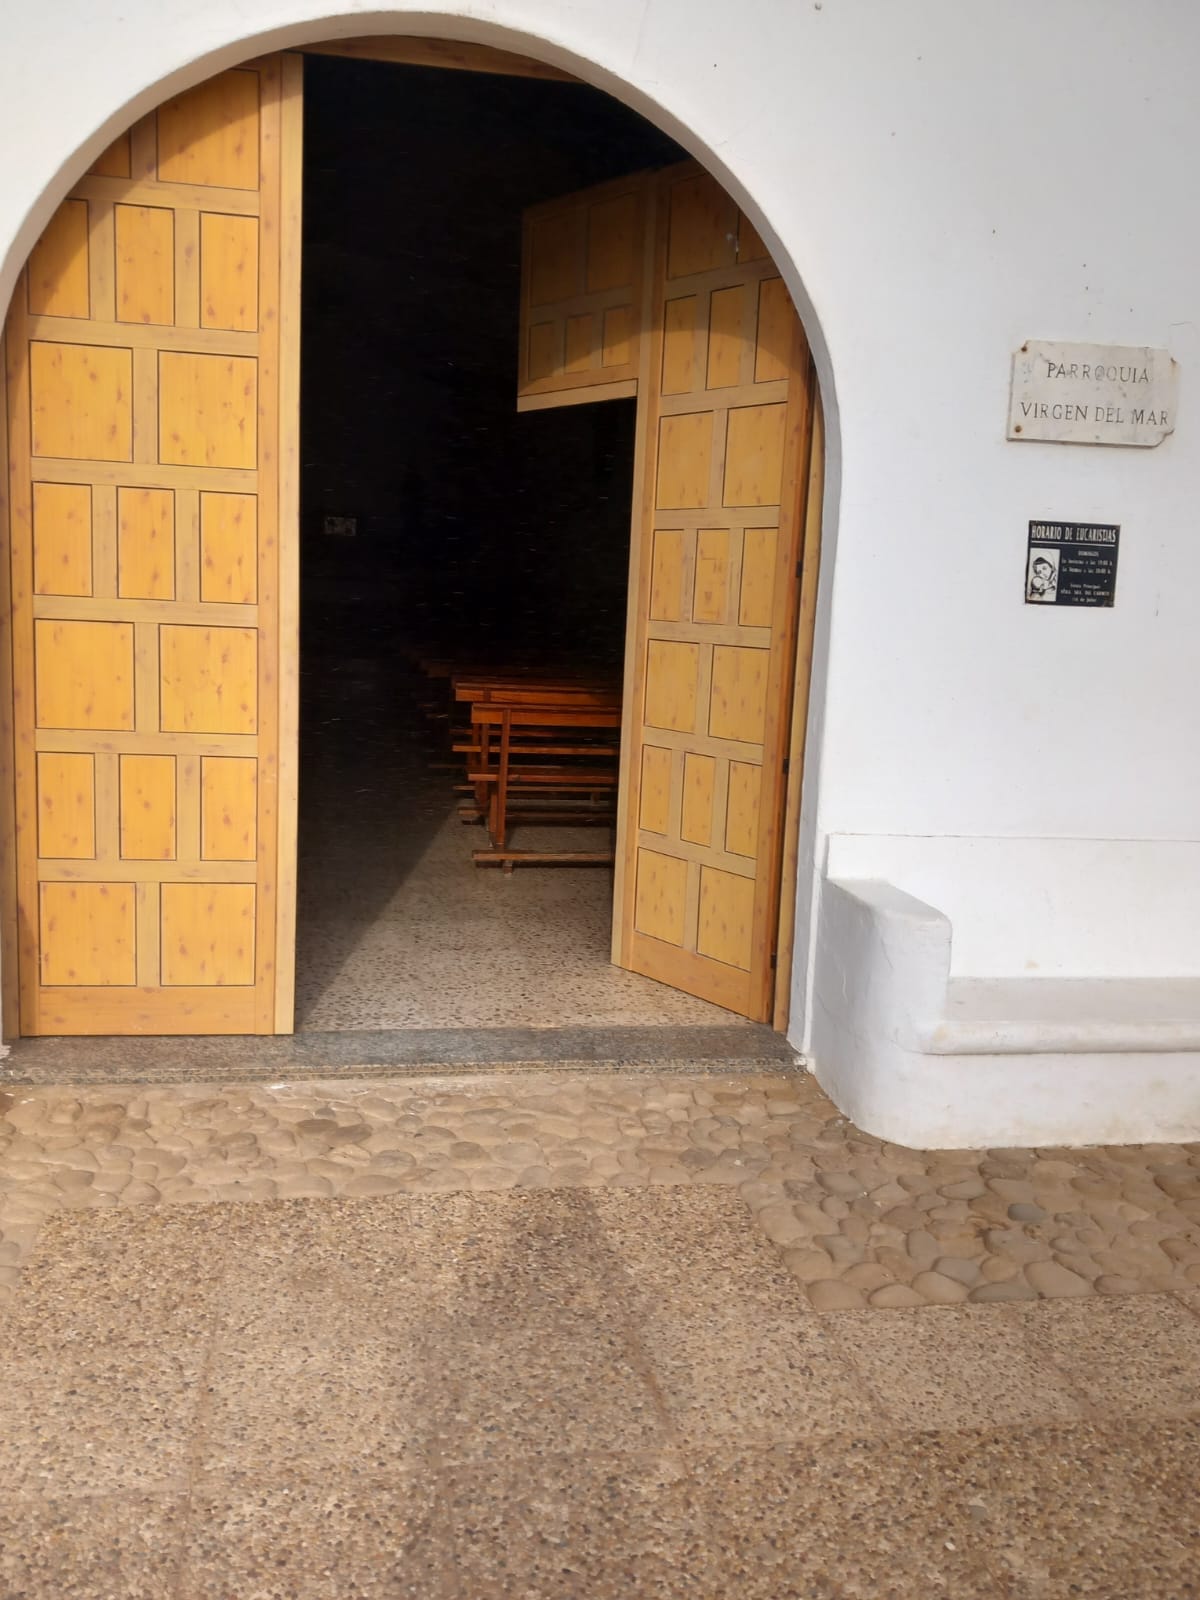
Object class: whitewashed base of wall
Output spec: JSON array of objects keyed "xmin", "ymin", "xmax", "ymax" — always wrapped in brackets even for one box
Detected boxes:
[{"xmin": 809, "ymin": 878, "xmax": 1200, "ymax": 1150}]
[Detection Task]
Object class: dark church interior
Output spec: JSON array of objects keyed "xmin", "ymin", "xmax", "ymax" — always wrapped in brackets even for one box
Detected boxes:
[{"xmin": 292, "ymin": 58, "xmax": 728, "ymax": 1033}]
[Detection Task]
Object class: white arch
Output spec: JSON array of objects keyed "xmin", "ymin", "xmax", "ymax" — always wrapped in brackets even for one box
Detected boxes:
[{"xmin": 0, "ymin": 9, "xmax": 841, "ymax": 1047}]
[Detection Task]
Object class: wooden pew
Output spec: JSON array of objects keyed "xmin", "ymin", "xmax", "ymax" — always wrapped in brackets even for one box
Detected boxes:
[
  {"xmin": 451, "ymin": 673, "xmax": 620, "ymax": 819},
  {"xmin": 455, "ymin": 699, "xmax": 621, "ymax": 868}
]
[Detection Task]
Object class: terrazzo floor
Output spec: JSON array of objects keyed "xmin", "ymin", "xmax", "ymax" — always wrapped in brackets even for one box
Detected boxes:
[
  {"xmin": 295, "ymin": 806, "xmax": 735, "ymax": 1031},
  {"xmin": 2, "ymin": 1066, "xmax": 1199, "ymax": 1597},
  {"xmin": 292, "ymin": 653, "xmax": 737, "ymax": 1033}
]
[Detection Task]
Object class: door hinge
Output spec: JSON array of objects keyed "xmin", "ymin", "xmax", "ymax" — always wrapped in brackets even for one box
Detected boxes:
[
  {"xmin": 769, "ymin": 950, "xmax": 778, "ymax": 970},
  {"xmin": 782, "ymin": 756, "xmax": 790, "ymax": 777},
  {"xmin": 796, "ymin": 558, "xmax": 804, "ymax": 580}
]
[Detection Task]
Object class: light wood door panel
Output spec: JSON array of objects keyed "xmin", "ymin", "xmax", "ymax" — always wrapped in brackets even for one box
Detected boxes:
[
  {"xmin": 615, "ymin": 166, "xmax": 817, "ymax": 1021},
  {"xmin": 517, "ymin": 173, "xmax": 650, "ymax": 410},
  {"xmin": 3, "ymin": 58, "xmax": 300, "ymax": 1034}
]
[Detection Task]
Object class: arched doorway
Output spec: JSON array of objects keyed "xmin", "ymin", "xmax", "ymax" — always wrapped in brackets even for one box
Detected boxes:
[{"xmin": 0, "ymin": 37, "xmax": 824, "ymax": 1041}]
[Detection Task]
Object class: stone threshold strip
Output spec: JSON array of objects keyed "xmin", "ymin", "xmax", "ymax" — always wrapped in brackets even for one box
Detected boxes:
[{"xmin": 0, "ymin": 1072, "xmax": 1197, "ymax": 1311}]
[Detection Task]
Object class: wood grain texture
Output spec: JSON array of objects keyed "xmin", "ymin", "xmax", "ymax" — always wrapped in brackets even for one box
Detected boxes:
[
  {"xmin": 157, "ymin": 71, "xmax": 261, "ymax": 190},
  {"xmin": 34, "ymin": 619, "xmax": 134, "ymax": 731},
  {"xmin": 30, "ymin": 342, "xmax": 133, "ymax": 462},
  {"xmin": 37, "ymin": 752, "xmax": 95, "ymax": 859},
  {"xmin": 161, "ymin": 881, "xmax": 255, "ymax": 984},
  {"xmin": 693, "ymin": 527, "xmax": 730, "ymax": 624},
  {"xmin": 117, "ymin": 486, "xmax": 175, "ymax": 598},
  {"xmin": 772, "ymin": 388, "xmax": 823, "ymax": 1031},
  {"xmin": 115, "ymin": 204, "xmax": 175, "ymax": 325},
  {"xmin": 723, "ymin": 403, "xmax": 787, "ymax": 507},
  {"xmin": 39, "ymin": 881, "xmax": 136, "ymax": 985},
  {"xmin": 160, "ymin": 624, "xmax": 256, "ymax": 734},
  {"xmin": 609, "ymin": 178, "xmax": 660, "ymax": 965},
  {"xmin": 272, "ymin": 49, "xmax": 304, "ymax": 1033},
  {"xmin": 680, "ymin": 752, "xmax": 716, "ymax": 846},
  {"xmin": 697, "ymin": 864, "xmax": 755, "ymax": 970},
  {"xmin": 638, "ymin": 744, "xmax": 672, "ymax": 834},
  {"xmin": 0, "ymin": 331, "xmax": 20, "ymax": 1031},
  {"xmin": 200, "ymin": 212, "xmax": 259, "ymax": 331},
  {"xmin": 202, "ymin": 755, "xmax": 257, "ymax": 859},
  {"xmin": 725, "ymin": 759, "xmax": 761, "ymax": 858},
  {"xmin": 649, "ymin": 527, "xmax": 686, "ymax": 622},
  {"xmin": 3, "ymin": 56, "xmax": 285, "ymax": 1034},
  {"xmin": 644, "ymin": 640, "xmax": 699, "ymax": 733},
  {"xmin": 633, "ymin": 848, "xmax": 688, "ymax": 945},
  {"xmin": 656, "ymin": 412, "xmax": 712, "ymax": 509},
  {"xmin": 666, "ymin": 171, "xmax": 737, "ymax": 280},
  {"xmin": 517, "ymin": 173, "xmax": 648, "ymax": 403},
  {"xmin": 119, "ymin": 753, "xmax": 176, "ymax": 859},
  {"xmin": 614, "ymin": 162, "xmax": 819, "ymax": 1022},
  {"xmin": 302, "ymin": 36, "xmax": 576, "ymax": 81},
  {"xmin": 200, "ymin": 491, "xmax": 257, "ymax": 603},
  {"xmin": 89, "ymin": 135, "xmax": 132, "ymax": 180},
  {"xmin": 32, "ymin": 482, "xmax": 93, "ymax": 597},
  {"xmin": 4, "ymin": 287, "xmax": 45, "ymax": 1028},
  {"xmin": 27, "ymin": 201, "xmax": 90, "ymax": 319},
  {"xmin": 250, "ymin": 54, "xmax": 283, "ymax": 1031},
  {"xmin": 159, "ymin": 351, "xmax": 257, "ymax": 468}
]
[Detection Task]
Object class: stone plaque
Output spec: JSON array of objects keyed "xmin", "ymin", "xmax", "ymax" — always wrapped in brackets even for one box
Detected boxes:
[
  {"xmin": 1008, "ymin": 340, "xmax": 1176, "ymax": 446},
  {"xmin": 1025, "ymin": 521, "xmax": 1119, "ymax": 608}
]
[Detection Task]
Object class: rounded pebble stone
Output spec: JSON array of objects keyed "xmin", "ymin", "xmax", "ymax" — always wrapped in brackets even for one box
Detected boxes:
[
  {"xmin": 906, "ymin": 1228, "xmax": 939, "ymax": 1267},
  {"xmin": 781, "ymin": 1247, "xmax": 838, "ymax": 1282},
  {"xmin": 882, "ymin": 1205, "xmax": 926, "ymax": 1231},
  {"xmin": 818, "ymin": 1171, "xmax": 866, "ymax": 1199},
  {"xmin": 1160, "ymin": 1237, "xmax": 1200, "ymax": 1263},
  {"xmin": 875, "ymin": 1247, "xmax": 920, "ymax": 1284},
  {"xmin": 121, "ymin": 1180, "xmax": 160, "ymax": 1204},
  {"xmin": 1094, "ymin": 1274, "xmax": 1140, "ymax": 1295},
  {"xmin": 911, "ymin": 1270, "xmax": 969, "ymax": 1304},
  {"xmin": 343, "ymin": 1173, "xmax": 407, "ymax": 1197},
  {"xmin": 806, "ymin": 1279, "xmax": 868, "ymax": 1311},
  {"xmin": 368, "ymin": 1150, "xmax": 417, "ymax": 1172},
  {"xmin": 756, "ymin": 1204, "xmax": 811, "ymax": 1246},
  {"xmin": 841, "ymin": 1261, "xmax": 895, "ymax": 1292},
  {"xmin": 1025, "ymin": 1259, "xmax": 1093, "ymax": 1297},
  {"xmin": 277, "ymin": 1177, "xmax": 334, "ymax": 1198},
  {"xmin": 940, "ymin": 1179, "xmax": 987, "ymax": 1200},
  {"xmin": 933, "ymin": 1255, "xmax": 981, "ymax": 1287},
  {"xmin": 869, "ymin": 1283, "xmax": 925, "ymax": 1308},
  {"xmin": 448, "ymin": 1141, "xmax": 488, "ymax": 1162},
  {"xmin": 969, "ymin": 1280, "xmax": 1039, "ymax": 1303}
]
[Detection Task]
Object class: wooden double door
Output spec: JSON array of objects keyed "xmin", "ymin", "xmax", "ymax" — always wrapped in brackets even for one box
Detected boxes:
[{"xmin": 1, "ymin": 49, "xmax": 819, "ymax": 1035}]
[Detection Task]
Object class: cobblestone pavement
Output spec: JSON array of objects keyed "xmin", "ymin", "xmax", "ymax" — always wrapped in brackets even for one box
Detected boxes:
[
  {"xmin": 1, "ymin": 1067, "xmax": 1198, "ymax": 1310},
  {"xmin": 2, "ymin": 1066, "xmax": 1199, "ymax": 1598}
]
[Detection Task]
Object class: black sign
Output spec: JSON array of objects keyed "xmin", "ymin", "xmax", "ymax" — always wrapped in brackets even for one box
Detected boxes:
[{"xmin": 1025, "ymin": 521, "xmax": 1119, "ymax": 607}]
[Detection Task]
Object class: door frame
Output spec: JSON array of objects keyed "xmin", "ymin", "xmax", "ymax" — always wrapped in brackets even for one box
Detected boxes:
[{"xmin": 0, "ymin": 36, "xmax": 825, "ymax": 1040}]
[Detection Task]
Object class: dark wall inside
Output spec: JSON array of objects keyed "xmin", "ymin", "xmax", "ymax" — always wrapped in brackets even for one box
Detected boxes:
[{"xmin": 300, "ymin": 57, "xmax": 682, "ymax": 672}]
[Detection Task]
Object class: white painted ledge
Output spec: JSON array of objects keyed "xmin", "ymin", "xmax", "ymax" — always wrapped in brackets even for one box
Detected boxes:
[
  {"xmin": 809, "ymin": 877, "xmax": 1200, "ymax": 1149},
  {"xmin": 930, "ymin": 978, "xmax": 1200, "ymax": 1056}
]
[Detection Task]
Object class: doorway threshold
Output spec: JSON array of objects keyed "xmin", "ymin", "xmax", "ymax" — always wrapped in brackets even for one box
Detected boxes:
[{"xmin": 1, "ymin": 1023, "xmax": 794, "ymax": 1087}]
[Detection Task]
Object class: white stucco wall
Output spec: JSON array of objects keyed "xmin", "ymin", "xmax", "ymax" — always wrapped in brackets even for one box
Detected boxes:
[{"xmin": 1, "ymin": 2, "xmax": 1197, "ymax": 1125}]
